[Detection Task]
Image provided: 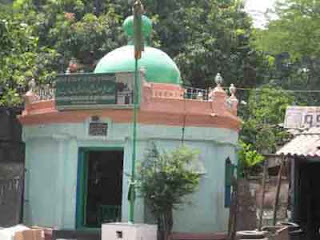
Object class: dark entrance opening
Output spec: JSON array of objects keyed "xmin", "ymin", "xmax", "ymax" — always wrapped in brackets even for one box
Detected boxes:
[
  {"xmin": 294, "ymin": 160, "xmax": 320, "ymax": 240},
  {"xmin": 77, "ymin": 149, "xmax": 123, "ymax": 228}
]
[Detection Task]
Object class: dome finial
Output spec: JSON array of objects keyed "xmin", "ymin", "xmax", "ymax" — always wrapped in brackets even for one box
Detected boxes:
[
  {"xmin": 123, "ymin": 15, "xmax": 152, "ymax": 42},
  {"xmin": 133, "ymin": 0, "xmax": 144, "ymax": 15}
]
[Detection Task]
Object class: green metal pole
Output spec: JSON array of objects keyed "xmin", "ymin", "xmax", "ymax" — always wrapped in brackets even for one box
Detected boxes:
[
  {"xmin": 129, "ymin": 58, "xmax": 139, "ymax": 223},
  {"xmin": 130, "ymin": 0, "xmax": 143, "ymax": 223}
]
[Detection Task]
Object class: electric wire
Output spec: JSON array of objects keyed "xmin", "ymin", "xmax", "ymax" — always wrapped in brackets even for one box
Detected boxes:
[{"xmin": 222, "ymin": 87, "xmax": 320, "ymax": 93}]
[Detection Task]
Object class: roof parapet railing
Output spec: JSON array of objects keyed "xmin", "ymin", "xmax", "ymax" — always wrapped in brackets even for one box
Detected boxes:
[{"xmin": 183, "ymin": 87, "xmax": 210, "ymax": 101}]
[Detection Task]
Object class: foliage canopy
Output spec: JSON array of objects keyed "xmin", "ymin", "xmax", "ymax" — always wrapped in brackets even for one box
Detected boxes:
[
  {"xmin": 0, "ymin": 0, "xmax": 256, "ymax": 105},
  {"xmin": 239, "ymin": 86, "xmax": 294, "ymax": 171},
  {"xmin": 254, "ymin": 0, "xmax": 320, "ymax": 105},
  {"xmin": 137, "ymin": 145, "xmax": 201, "ymax": 240},
  {"xmin": 138, "ymin": 145, "xmax": 201, "ymax": 213}
]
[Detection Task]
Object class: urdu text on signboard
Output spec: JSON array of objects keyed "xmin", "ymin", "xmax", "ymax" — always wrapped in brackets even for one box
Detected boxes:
[{"xmin": 55, "ymin": 73, "xmax": 117, "ymax": 110}]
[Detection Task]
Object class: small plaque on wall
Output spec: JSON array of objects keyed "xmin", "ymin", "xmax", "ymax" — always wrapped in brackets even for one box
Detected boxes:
[{"xmin": 89, "ymin": 123, "xmax": 108, "ymax": 136}]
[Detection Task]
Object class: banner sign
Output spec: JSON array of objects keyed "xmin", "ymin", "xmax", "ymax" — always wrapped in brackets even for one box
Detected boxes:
[
  {"xmin": 55, "ymin": 73, "xmax": 134, "ymax": 110},
  {"xmin": 284, "ymin": 106, "xmax": 320, "ymax": 129}
]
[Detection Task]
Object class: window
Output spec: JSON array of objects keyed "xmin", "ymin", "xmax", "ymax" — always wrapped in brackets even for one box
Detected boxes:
[{"xmin": 225, "ymin": 158, "xmax": 234, "ymax": 208}]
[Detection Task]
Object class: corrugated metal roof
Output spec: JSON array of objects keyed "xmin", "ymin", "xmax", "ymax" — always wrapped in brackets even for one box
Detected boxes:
[{"xmin": 276, "ymin": 128, "xmax": 320, "ymax": 158}]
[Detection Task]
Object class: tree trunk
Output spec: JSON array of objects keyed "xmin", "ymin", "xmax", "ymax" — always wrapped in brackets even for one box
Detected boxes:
[
  {"xmin": 94, "ymin": 0, "xmax": 101, "ymax": 16},
  {"xmin": 158, "ymin": 209, "xmax": 173, "ymax": 240}
]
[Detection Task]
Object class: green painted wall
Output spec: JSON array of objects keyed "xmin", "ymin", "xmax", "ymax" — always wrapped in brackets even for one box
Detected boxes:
[{"xmin": 22, "ymin": 119, "xmax": 237, "ymax": 232}]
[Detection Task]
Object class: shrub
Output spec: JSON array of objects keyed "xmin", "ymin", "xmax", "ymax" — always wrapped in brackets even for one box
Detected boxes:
[{"xmin": 137, "ymin": 144, "xmax": 201, "ymax": 240}]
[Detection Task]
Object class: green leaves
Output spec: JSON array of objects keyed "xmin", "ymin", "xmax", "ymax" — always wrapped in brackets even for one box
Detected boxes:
[
  {"xmin": 240, "ymin": 1, "xmax": 320, "ymax": 167},
  {"xmin": 170, "ymin": 0, "xmax": 253, "ymax": 88},
  {"xmin": 239, "ymin": 140, "xmax": 265, "ymax": 167},
  {"xmin": 239, "ymin": 86, "xmax": 293, "ymax": 175},
  {"xmin": 238, "ymin": 140, "xmax": 265, "ymax": 177},
  {"xmin": 0, "ymin": 1, "xmax": 61, "ymax": 106},
  {"xmin": 0, "ymin": 14, "xmax": 35, "ymax": 105},
  {"xmin": 1, "ymin": 0, "xmax": 257, "ymax": 105},
  {"xmin": 241, "ymin": 86, "xmax": 293, "ymax": 144},
  {"xmin": 137, "ymin": 145, "xmax": 201, "ymax": 215},
  {"xmin": 253, "ymin": 0, "xmax": 320, "ymax": 106},
  {"xmin": 256, "ymin": 0, "xmax": 320, "ymax": 59},
  {"xmin": 0, "ymin": 0, "xmax": 125, "ymax": 106}
]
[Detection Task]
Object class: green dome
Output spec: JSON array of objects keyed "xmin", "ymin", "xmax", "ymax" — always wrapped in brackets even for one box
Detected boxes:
[
  {"xmin": 94, "ymin": 15, "xmax": 181, "ymax": 84},
  {"xmin": 94, "ymin": 45, "xmax": 181, "ymax": 84}
]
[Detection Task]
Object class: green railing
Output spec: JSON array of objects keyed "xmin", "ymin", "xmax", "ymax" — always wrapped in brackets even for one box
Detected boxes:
[
  {"xmin": 184, "ymin": 86, "xmax": 210, "ymax": 101},
  {"xmin": 98, "ymin": 205, "xmax": 121, "ymax": 224}
]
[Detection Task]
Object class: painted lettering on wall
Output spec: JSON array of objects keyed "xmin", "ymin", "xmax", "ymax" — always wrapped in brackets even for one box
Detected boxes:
[
  {"xmin": 284, "ymin": 106, "xmax": 320, "ymax": 129},
  {"xmin": 55, "ymin": 72, "xmax": 136, "ymax": 110}
]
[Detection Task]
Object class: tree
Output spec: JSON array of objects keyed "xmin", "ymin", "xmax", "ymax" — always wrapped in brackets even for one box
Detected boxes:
[
  {"xmin": 238, "ymin": 86, "xmax": 294, "ymax": 175},
  {"xmin": 137, "ymin": 145, "xmax": 201, "ymax": 240},
  {"xmin": 0, "ymin": 4, "xmax": 59, "ymax": 106},
  {"xmin": 256, "ymin": 0, "xmax": 320, "ymax": 59},
  {"xmin": 11, "ymin": 0, "xmax": 125, "ymax": 71},
  {"xmin": 254, "ymin": 0, "xmax": 320, "ymax": 105},
  {"xmin": 238, "ymin": 140, "xmax": 265, "ymax": 177},
  {"xmin": 151, "ymin": 0, "xmax": 257, "ymax": 89},
  {"xmin": 0, "ymin": 0, "xmax": 125, "ymax": 105},
  {"xmin": 1, "ymin": 0, "xmax": 257, "ymax": 102}
]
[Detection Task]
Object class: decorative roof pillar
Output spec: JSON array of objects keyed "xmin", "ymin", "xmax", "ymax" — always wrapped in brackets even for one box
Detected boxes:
[
  {"xmin": 228, "ymin": 83, "xmax": 239, "ymax": 115},
  {"xmin": 23, "ymin": 79, "xmax": 36, "ymax": 115},
  {"xmin": 209, "ymin": 73, "xmax": 228, "ymax": 114}
]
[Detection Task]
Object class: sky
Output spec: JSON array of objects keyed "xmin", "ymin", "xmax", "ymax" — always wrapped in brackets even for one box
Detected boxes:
[{"xmin": 244, "ymin": 0, "xmax": 277, "ymax": 28}]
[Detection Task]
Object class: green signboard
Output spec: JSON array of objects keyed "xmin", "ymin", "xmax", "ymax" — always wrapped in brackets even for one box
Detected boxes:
[{"xmin": 55, "ymin": 73, "xmax": 117, "ymax": 110}]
